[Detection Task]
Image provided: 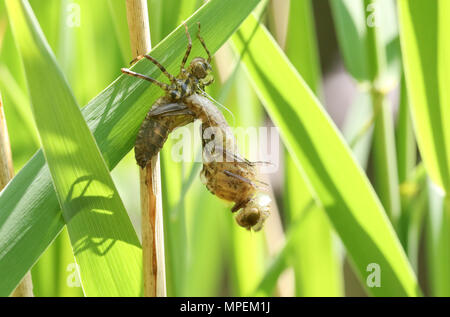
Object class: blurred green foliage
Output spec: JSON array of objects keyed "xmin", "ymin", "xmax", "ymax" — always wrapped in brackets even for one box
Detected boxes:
[{"xmin": 1, "ymin": 0, "xmax": 448, "ymax": 297}]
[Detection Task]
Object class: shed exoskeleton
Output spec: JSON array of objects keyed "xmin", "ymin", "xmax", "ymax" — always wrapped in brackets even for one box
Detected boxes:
[{"xmin": 121, "ymin": 23, "xmax": 270, "ymax": 231}]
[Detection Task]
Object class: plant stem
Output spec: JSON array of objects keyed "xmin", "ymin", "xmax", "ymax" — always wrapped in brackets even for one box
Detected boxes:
[
  {"xmin": 396, "ymin": 74, "xmax": 416, "ymax": 184},
  {"xmin": 371, "ymin": 88, "xmax": 401, "ymax": 224},
  {"xmin": 0, "ymin": 96, "xmax": 13, "ymax": 190},
  {"xmin": 0, "ymin": 93, "xmax": 34, "ymax": 297},
  {"xmin": 125, "ymin": 0, "xmax": 166, "ymax": 297},
  {"xmin": 364, "ymin": 0, "xmax": 400, "ymax": 225}
]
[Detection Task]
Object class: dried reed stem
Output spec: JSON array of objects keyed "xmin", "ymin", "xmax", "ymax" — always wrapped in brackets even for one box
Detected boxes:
[
  {"xmin": 0, "ymin": 93, "xmax": 34, "ymax": 297},
  {"xmin": 0, "ymin": 96, "xmax": 13, "ymax": 189},
  {"xmin": 125, "ymin": 0, "xmax": 166, "ymax": 297}
]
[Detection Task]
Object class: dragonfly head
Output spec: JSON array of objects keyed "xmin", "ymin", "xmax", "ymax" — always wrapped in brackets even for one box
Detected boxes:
[
  {"xmin": 235, "ymin": 194, "xmax": 271, "ymax": 232},
  {"xmin": 188, "ymin": 57, "xmax": 213, "ymax": 86}
]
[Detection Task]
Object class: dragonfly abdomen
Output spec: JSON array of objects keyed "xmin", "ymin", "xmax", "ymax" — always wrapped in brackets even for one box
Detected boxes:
[{"xmin": 135, "ymin": 98, "xmax": 195, "ymax": 168}]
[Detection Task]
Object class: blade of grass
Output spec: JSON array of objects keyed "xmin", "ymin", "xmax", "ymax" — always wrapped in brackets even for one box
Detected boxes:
[
  {"xmin": 254, "ymin": 89, "xmax": 376, "ymax": 296},
  {"xmin": 0, "ymin": 0, "xmax": 261, "ymax": 297},
  {"xmin": 6, "ymin": 0, "xmax": 143, "ymax": 296},
  {"xmin": 231, "ymin": 14, "xmax": 421, "ymax": 296},
  {"xmin": 398, "ymin": 0, "xmax": 450, "ymax": 193},
  {"xmin": 282, "ymin": 0, "xmax": 342, "ymax": 297},
  {"xmin": 31, "ymin": 228, "xmax": 84, "ymax": 297},
  {"xmin": 398, "ymin": 0, "xmax": 450, "ymax": 296}
]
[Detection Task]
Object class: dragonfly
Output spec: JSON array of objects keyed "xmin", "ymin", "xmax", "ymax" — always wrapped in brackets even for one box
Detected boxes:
[{"xmin": 121, "ymin": 23, "xmax": 270, "ymax": 231}]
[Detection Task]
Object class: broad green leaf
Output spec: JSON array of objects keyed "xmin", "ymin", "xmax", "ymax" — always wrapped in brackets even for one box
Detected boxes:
[
  {"xmin": 398, "ymin": 0, "xmax": 450, "ymax": 296},
  {"xmin": 398, "ymin": 0, "xmax": 450, "ymax": 194},
  {"xmin": 6, "ymin": 0, "xmax": 142, "ymax": 296},
  {"xmin": 283, "ymin": 0, "xmax": 342, "ymax": 297},
  {"xmin": 0, "ymin": 0, "xmax": 261, "ymax": 297},
  {"xmin": 256, "ymin": 91, "xmax": 376, "ymax": 297},
  {"xmin": 231, "ymin": 14, "xmax": 420, "ymax": 296},
  {"xmin": 31, "ymin": 228, "xmax": 84, "ymax": 297}
]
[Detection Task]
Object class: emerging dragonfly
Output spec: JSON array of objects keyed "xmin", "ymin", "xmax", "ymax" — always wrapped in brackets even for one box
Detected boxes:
[{"xmin": 121, "ymin": 23, "xmax": 270, "ymax": 231}]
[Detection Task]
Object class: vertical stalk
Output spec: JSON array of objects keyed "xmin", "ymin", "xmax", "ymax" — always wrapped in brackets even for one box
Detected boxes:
[
  {"xmin": 0, "ymin": 93, "xmax": 34, "ymax": 297},
  {"xmin": 365, "ymin": 0, "xmax": 400, "ymax": 225},
  {"xmin": 0, "ymin": 95, "xmax": 13, "ymax": 190},
  {"xmin": 371, "ymin": 89, "xmax": 400, "ymax": 224},
  {"xmin": 125, "ymin": 0, "xmax": 166, "ymax": 297},
  {"xmin": 396, "ymin": 75, "xmax": 416, "ymax": 184}
]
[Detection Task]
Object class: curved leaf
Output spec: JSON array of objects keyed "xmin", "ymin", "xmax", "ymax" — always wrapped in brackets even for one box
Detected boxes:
[
  {"xmin": 231, "ymin": 14, "xmax": 420, "ymax": 296},
  {"xmin": 6, "ymin": 0, "xmax": 142, "ymax": 296}
]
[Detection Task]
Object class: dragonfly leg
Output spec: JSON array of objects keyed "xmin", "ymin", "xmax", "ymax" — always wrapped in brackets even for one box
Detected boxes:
[
  {"xmin": 143, "ymin": 55, "xmax": 176, "ymax": 82},
  {"xmin": 129, "ymin": 54, "xmax": 176, "ymax": 82},
  {"xmin": 121, "ymin": 68, "xmax": 169, "ymax": 91},
  {"xmin": 197, "ymin": 22, "xmax": 211, "ymax": 63},
  {"xmin": 180, "ymin": 23, "xmax": 192, "ymax": 72}
]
